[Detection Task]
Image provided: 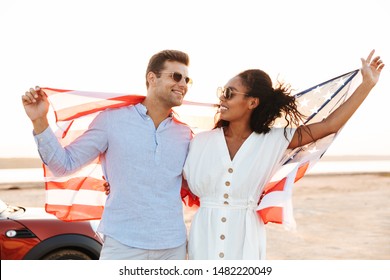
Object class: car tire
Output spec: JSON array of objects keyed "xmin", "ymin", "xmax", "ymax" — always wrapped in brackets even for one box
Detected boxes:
[{"xmin": 42, "ymin": 249, "xmax": 92, "ymax": 260}]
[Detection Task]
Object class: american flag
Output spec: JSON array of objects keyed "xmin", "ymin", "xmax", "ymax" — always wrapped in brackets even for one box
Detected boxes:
[
  {"xmin": 40, "ymin": 69, "xmax": 360, "ymax": 226},
  {"xmin": 257, "ymin": 69, "xmax": 360, "ymax": 229},
  {"xmin": 41, "ymin": 89, "xmax": 216, "ymax": 221}
]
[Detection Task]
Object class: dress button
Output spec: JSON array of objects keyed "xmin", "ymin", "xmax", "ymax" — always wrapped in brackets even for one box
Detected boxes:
[
  {"xmin": 220, "ymin": 234, "xmax": 225, "ymax": 240},
  {"xmin": 223, "ymin": 193, "xmax": 229, "ymax": 199},
  {"xmin": 228, "ymin": 168, "xmax": 233, "ymax": 173},
  {"xmin": 219, "ymin": 252, "xmax": 224, "ymax": 258},
  {"xmin": 225, "ymin": 181, "xmax": 230, "ymax": 187},
  {"xmin": 224, "ymin": 201, "xmax": 229, "ymax": 205},
  {"xmin": 221, "ymin": 217, "xmax": 227, "ymax": 222}
]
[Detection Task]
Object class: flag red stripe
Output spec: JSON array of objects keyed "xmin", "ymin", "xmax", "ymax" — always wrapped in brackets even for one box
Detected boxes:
[
  {"xmin": 295, "ymin": 162, "xmax": 309, "ymax": 182},
  {"xmin": 46, "ymin": 177, "xmax": 105, "ymax": 191},
  {"xmin": 263, "ymin": 177, "xmax": 287, "ymax": 194},
  {"xmin": 42, "ymin": 87, "xmax": 73, "ymax": 93},
  {"xmin": 258, "ymin": 207, "xmax": 283, "ymax": 225},
  {"xmin": 45, "ymin": 204, "xmax": 103, "ymax": 222}
]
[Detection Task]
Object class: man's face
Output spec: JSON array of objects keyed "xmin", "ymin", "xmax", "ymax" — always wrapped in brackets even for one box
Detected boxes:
[{"xmin": 153, "ymin": 61, "xmax": 191, "ymax": 108}]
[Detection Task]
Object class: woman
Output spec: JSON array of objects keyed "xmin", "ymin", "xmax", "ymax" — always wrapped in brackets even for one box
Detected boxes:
[{"xmin": 183, "ymin": 50, "xmax": 384, "ymax": 260}]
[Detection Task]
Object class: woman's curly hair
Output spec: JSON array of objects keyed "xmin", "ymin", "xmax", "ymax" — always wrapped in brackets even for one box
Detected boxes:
[{"xmin": 215, "ymin": 69, "xmax": 306, "ymax": 139}]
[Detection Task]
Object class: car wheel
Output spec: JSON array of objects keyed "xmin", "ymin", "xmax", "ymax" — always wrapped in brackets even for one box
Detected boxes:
[{"xmin": 42, "ymin": 249, "xmax": 92, "ymax": 260}]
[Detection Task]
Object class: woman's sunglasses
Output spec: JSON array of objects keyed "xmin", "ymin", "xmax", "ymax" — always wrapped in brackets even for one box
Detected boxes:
[
  {"xmin": 216, "ymin": 87, "xmax": 248, "ymax": 100},
  {"xmin": 159, "ymin": 72, "xmax": 193, "ymax": 86}
]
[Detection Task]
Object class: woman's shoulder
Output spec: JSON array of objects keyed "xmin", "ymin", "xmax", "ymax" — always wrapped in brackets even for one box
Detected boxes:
[
  {"xmin": 191, "ymin": 127, "xmax": 221, "ymax": 142},
  {"xmin": 259, "ymin": 126, "xmax": 296, "ymax": 142}
]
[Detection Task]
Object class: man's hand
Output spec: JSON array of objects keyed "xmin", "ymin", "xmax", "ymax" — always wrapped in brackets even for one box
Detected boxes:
[{"xmin": 21, "ymin": 86, "xmax": 50, "ymax": 134}]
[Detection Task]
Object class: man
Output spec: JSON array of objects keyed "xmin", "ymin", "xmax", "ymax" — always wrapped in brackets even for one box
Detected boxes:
[{"xmin": 22, "ymin": 50, "xmax": 193, "ymax": 260}]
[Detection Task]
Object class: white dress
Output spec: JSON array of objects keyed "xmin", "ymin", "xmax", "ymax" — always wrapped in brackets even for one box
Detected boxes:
[{"xmin": 183, "ymin": 127, "xmax": 294, "ymax": 260}]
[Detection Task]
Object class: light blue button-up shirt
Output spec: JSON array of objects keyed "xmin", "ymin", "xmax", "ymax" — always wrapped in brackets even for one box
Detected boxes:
[{"xmin": 34, "ymin": 103, "xmax": 192, "ymax": 249}]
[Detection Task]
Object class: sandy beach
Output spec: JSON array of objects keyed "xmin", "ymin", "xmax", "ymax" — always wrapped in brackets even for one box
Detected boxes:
[{"xmin": 1, "ymin": 172, "xmax": 389, "ymax": 260}]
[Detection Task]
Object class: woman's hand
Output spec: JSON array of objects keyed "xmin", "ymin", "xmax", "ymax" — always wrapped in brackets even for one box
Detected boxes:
[
  {"xmin": 103, "ymin": 181, "xmax": 110, "ymax": 195},
  {"xmin": 360, "ymin": 49, "xmax": 385, "ymax": 88}
]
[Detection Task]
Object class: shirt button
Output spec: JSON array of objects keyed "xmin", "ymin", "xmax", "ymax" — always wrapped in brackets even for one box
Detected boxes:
[
  {"xmin": 221, "ymin": 217, "xmax": 227, "ymax": 222},
  {"xmin": 225, "ymin": 181, "xmax": 230, "ymax": 187},
  {"xmin": 228, "ymin": 168, "xmax": 233, "ymax": 173},
  {"xmin": 219, "ymin": 252, "xmax": 224, "ymax": 258},
  {"xmin": 220, "ymin": 234, "xmax": 225, "ymax": 240},
  {"xmin": 223, "ymin": 193, "xmax": 229, "ymax": 199},
  {"xmin": 224, "ymin": 201, "xmax": 229, "ymax": 205}
]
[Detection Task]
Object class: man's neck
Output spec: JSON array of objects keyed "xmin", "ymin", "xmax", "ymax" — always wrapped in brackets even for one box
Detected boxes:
[{"xmin": 142, "ymin": 97, "xmax": 172, "ymax": 128}]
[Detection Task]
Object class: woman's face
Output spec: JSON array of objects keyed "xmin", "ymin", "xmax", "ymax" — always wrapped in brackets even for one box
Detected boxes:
[{"xmin": 217, "ymin": 76, "xmax": 257, "ymax": 122}]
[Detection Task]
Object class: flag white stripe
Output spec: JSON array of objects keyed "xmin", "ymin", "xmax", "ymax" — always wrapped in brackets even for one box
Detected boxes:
[
  {"xmin": 268, "ymin": 162, "xmax": 299, "ymax": 182},
  {"xmin": 46, "ymin": 189, "xmax": 106, "ymax": 206},
  {"xmin": 256, "ymin": 191, "xmax": 289, "ymax": 209},
  {"xmin": 49, "ymin": 90, "xmax": 134, "ymax": 111},
  {"xmin": 44, "ymin": 163, "xmax": 102, "ymax": 182}
]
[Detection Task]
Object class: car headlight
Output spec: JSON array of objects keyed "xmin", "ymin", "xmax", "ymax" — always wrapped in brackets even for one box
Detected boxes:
[
  {"xmin": 6, "ymin": 229, "xmax": 36, "ymax": 238},
  {"xmin": 5, "ymin": 230, "xmax": 17, "ymax": 237}
]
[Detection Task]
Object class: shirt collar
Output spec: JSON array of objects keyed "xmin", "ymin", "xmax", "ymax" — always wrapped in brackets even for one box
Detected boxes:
[{"xmin": 134, "ymin": 103, "xmax": 173, "ymax": 120}]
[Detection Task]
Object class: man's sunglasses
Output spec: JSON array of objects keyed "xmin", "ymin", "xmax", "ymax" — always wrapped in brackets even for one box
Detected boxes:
[
  {"xmin": 216, "ymin": 87, "xmax": 248, "ymax": 100},
  {"xmin": 159, "ymin": 72, "xmax": 193, "ymax": 86}
]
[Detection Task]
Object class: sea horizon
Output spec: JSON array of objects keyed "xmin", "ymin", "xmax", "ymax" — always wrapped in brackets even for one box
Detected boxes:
[
  {"xmin": 1, "ymin": 155, "xmax": 390, "ymax": 169},
  {"xmin": 0, "ymin": 156, "xmax": 389, "ymax": 184}
]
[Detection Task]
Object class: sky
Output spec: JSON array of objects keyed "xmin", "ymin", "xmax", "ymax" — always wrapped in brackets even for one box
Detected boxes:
[{"xmin": 0, "ymin": 0, "xmax": 389, "ymax": 158}]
